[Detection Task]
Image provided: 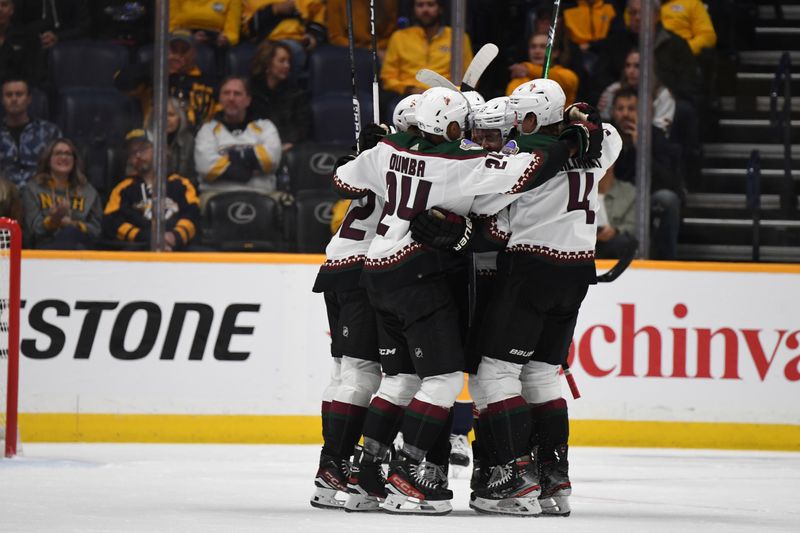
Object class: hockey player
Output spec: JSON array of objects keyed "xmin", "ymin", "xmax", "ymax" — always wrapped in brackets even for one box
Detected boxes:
[
  {"xmin": 411, "ymin": 79, "xmax": 621, "ymax": 517},
  {"xmin": 392, "ymin": 94, "xmax": 421, "ymax": 135},
  {"xmin": 332, "ymin": 85, "xmax": 600, "ymax": 515}
]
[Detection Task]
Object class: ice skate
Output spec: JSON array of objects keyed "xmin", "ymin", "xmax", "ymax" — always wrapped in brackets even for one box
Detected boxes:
[
  {"xmin": 382, "ymin": 453, "xmax": 453, "ymax": 515},
  {"xmin": 538, "ymin": 445, "xmax": 571, "ymax": 517},
  {"xmin": 470, "ymin": 456, "xmax": 542, "ymax": 516},
  {"xmin": 344, "ymin": 445, "xmax": 386, "ymax": 512},
  {"xmin": 449, "ymin": 434, "xmax": 471, "ymax": 467},
  {"xmin": 470, "ymin": 441, "xmax": 489, "ymax": 491},
  {"xmin": 310, "ymin": 454, "xmax": 349, "ymax": 510}
]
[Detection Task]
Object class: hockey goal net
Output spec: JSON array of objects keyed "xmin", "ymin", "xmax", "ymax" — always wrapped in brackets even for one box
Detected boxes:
[{"xmin": 0, "ymin": 218, "xmax": 21, "ymax": 458}]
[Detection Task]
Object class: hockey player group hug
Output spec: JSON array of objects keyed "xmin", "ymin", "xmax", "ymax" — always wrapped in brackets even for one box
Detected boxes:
[{"xmin": 308, "ymin": 74, "xmax": 622, "ymax": 516}]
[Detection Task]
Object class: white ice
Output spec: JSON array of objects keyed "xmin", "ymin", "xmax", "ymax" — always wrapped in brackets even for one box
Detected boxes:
[{"xmin": 2, "ymin": 444, "xmax": 799, "ymax": 533}]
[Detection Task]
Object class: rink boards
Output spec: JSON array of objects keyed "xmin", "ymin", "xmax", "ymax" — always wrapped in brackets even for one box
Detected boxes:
[{"xmin": 14, "ymin": 251, "xmax": 800, "ymax": 450}]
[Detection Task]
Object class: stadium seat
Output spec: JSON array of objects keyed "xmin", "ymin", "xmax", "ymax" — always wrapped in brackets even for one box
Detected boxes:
[
  {"xmin": 50, "ymin": 41, "xmax": 129, "ymax": 88},
  {"xmin": 311, "ymin": 93, "xmax": 374, "ymax": 144},
  {"xmin": 81, "ymin": 144, "xmax": 128, "ymax": 198},
  {"xmin": 308, "ymin": 45, "xmax": 375, "ymax": 97},
  {"xmin": 57, "ymin": 88, "xmax": 142, "ymax": 146},
  {"xmin": 284, "ymin": 142, "xmax": 353, "ymax": 194},
  {"xmin": 203, "ymin": 190, "xmax": 295, "ymax": 252},
  {"xmin": 294, "ymin": 190, "xmax": 339, "ymax": 253},
  {"xmin": 225, "ymin": 42, "xmax": 258, "ymax": 77}
]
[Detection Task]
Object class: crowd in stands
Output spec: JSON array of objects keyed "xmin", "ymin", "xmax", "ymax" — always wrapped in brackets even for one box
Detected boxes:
[{"xmin": 0, "ymin": 0, "xmax": 721, "ymax": 260}]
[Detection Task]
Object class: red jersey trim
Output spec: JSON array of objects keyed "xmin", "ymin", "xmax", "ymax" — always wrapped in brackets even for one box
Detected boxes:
[
  {"xmin": 508, "ymin": 244, "xmax": 595, "ymax": 263},
  {"xmin": 320, "ymin": 255, "xmax": 366, "ymax": 272},
  {"xmin": 364, "ymin": 242, "xmax": 425, "ymax": 270}
]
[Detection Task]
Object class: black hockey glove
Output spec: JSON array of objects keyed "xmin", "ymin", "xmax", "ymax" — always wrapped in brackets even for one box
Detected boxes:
[
  {"xmin": 564, "ymin": 102, "xmax": 602, "ymax": 126},
  {"xmin": 334, "ymin": 154, "xmax": 356, "ymax": 171},
  {"xmin": 410, "ymin": 207, "xmax": 473, "ymax": 252},
  {"xmin": 559, "ymin": 120, "xmax": 603, "ymax": 159},
  {"xmin": 358, "ymin": 123, "xmax": 392, "ymax": 152}
]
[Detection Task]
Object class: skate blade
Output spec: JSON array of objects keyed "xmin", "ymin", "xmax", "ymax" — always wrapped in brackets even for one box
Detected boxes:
[
  {"xmin": 344, "ymin": 492, "xmax": 383, "ymax": 513},
  {"xmin": 309, "ymin": 487, "xmax": 346, "ymax": 510},
  {"xmin": 470, "ymin": 494, "xmax": 542, "ymax": 516},
  {"xmin": 539, "ymin": 495, "xmax": 571, "ymax": 516},
  {"xmin": 381, "ymin": 493, "xmax": 452, "ymax": 516}
]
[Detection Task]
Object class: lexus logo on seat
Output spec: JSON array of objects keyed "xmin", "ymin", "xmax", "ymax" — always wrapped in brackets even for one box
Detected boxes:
[
  {"xmin": 310, "ymin": 152, "xmax": 336, "ymax": 174},
  {"xmin": 227, "ymin": 202, "xmax": 257, "ymax": 224}
]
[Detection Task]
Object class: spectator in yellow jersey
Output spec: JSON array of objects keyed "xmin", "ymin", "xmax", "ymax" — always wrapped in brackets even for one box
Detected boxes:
[
  {"xmin": 103, "ymin": 130, "xmax": 200, "ymax": 251},
  {"xmin": 327, "ymin": 0, "xmax": 397, "ymax": 59},
  {"xmin": 381, "ymin": 0, "xmax": 472, "ymax": 97},
  {"xmin": 242, "ymin": 0, "xmax": 326, "ymax": 51},
  {"xmin": 169, "ymin": 0, "xmax": 242, "ymax": 47},
  {"xmin": 660, "ymin": 0, "xmax": 716, "ymax": 56},
  {"xmin": 21, "ymin": 139, "xmax": 102, "ymax": 249},
  {"xmin": 562, "ymin": 0, "xmax": 620, "ymax": 50},
  {"xmin": 506, "ymin": 32, "xmax": 579, "ymax": 105}
]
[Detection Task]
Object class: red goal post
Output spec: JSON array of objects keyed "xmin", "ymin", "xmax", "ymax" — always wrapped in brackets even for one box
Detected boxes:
[{"xmin": 0, "ymin": 218, "xmax": 21, "ymax": 458}]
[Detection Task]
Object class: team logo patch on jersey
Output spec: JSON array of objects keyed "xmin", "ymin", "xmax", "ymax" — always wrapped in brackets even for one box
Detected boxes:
[
  {"xmin": 414, "ymin": 347, "xmax": 424, "ymax": 358},
  {"xmin": 459, "ymin": 139, "xmax": 483, "ymax": 151},
  {"xmin": 213, "ymin": 2, "xmax": 225, "ymax": 12},
  {"xmin": 342, "ymin": 326, "xmax": 349, "ymax": 338},
  {"xmin": 501, "ymin": 140, "xmax": 520, "ymax": 155}
]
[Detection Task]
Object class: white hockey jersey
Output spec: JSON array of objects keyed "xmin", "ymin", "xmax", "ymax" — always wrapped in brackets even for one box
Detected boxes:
[{"xmin": 333, "ymin": 132, "xmax": 572, "ymax": 290}]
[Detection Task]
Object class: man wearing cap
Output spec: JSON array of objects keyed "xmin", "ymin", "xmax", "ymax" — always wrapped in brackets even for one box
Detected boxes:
[
  {"xmin": 114, "ymin": 30, "xmax": 217, "ymax": 130},
  {"xmin": 102, "ymin": 129, "xmax": 201, "ymax": 250}
]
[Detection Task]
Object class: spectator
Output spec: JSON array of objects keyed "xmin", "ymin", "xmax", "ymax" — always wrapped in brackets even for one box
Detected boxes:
[
  {"xmin": 89, "ymin": 0, "xmax": 154, "ymax": 47},
  {"xmin": 0, "ymin": 174, "xmax": 22, "ymax": 222},
  {"xmin": 248, "ymin": 40, "xmax": 310, "ymax": 152},
  {"xmin": 596, "ymin": 162, "xmax": 638, "ymax": 259},
  {"xmin": 14, "ymin": 0, "xmax": 90, "ymax": 50},
  {"xmin": 0, "ymin": 78, "xmax": 63, "ymax": 189},
  {"xmin": 21, "ymin": 138, "xmax": 101, "ymax": 249},
  {"xmin": 103, "ymin": 129, "xmax": 200, "ymax": 250},
  {"xmin": 169, "ymin": 0, "xmax": 242, "ymax": 47},
  {"xmin": 506, "ymin": 31, "xmax": 580, "ymax": 105},
  {"xmin": 660, "ymin": 0, "xmax": 716, "ymax": 56},
  {"xmin": 0, "ymin": 0, "xmax": 40, "ymax": 81},
  {"xmin": 597, "ymin": 48, "xmax": 675, "ymax": 133},
  {"xmin": 610, "ymin": 87, "xmax": 682, "ymax": 260},
  {"xmin": 562, "ymin": 0, "xmax": 621, "ymax": 50},
  {"xmin": 242, "ymin": 0, "xmax": 326, "ymax": 53},
  {"xmin": 115, "ymin": 30, "xmax": 217, "ymax": 130},
  {"xmin": 145, "ymin": 97, "xmax": 196, "ymax": 181},
  {"xmin": 381, "ymin": 0, "xmax": 473, "ymax": 97},
  {"xmin": 327, "ymin": 0, "xmax": 397, "ymax": 59},
  {"xmin": 194, "ymin": 76, "xmax": 282, "ymax": 195}
]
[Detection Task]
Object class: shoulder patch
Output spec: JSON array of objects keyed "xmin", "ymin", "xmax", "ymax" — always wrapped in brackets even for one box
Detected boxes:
[
  {"xmin": 501, "ymin": 140, "xmax": 520, "ymax": 155},
  {"xmin": 459, "ymin": 138, "xmax": 483, "ymax": 151}
]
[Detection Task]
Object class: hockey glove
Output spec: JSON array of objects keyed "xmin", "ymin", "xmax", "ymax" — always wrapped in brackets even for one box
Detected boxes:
[
  {"xmin": 564, "ymin": 102, "xmax": 602, "ymax": 126},
  {"xmin": 410, "ymin": 207, "xmax": 473, "ymax": 252},
  {"xmin": 559, "ymin": 120, "xmax": 603, "ymax": 159},
  {"xmin": 358, "ymin": 123, "xmax": 392, "ymax": 152},
  {"xmin": 334, "ymin": 154, "xmax": 356, "ymax": 172}
]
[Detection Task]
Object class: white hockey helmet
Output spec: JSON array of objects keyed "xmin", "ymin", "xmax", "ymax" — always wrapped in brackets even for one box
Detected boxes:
[
  {"xmin": 473, "ymin": 96, "xmax": 515, "ymax": 141},
  {"xmin": 509, "ymin": 78, "xmax": 566, "ymax": 134},
  {"xmin": 462, "ymin": 90, "xmax": 486, "ymax": 110},
  {"xmin": 416, "ymin": 87, "xmax": 471, "ymax": 141},
  {"xmin": 392, "ymin": 94, "xmax": 421, "ymax": 132}
]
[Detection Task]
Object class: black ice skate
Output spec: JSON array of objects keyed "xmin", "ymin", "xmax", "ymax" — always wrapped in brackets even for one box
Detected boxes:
[
  {"xmin": 470, "ymin": 441, "xmax": 490, "ymax": 492},
  {"xmin": 344, "ymin": 445, "xmax": 386, "ymax": 512},
  {"xmin": 310, "ymin": 454, "xmax": 349, "ymax": 510},
  {"xmin": 538, "ymin": 444, "xmax": 571, "ymax": 516},
  {"xmin": 382, "ymin": 453, "xmax": 453, "ymax": 515},
  {"xmin": 470, "ymin": 455, "xmax": 542, "ymax": 516}
]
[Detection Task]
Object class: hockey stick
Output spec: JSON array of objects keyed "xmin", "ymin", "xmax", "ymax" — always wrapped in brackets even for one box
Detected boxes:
[
  {"xmin": 346, "ymin": 0, "xmax": 362, "ymax": 151},
  {"xmin": 369, "ymin": 0, "xmax": 380, "ymax": 123},
  {"xmin": 461, "ymin": 43, "xmax": 498, "ymax": 91},
  {"xmin": 416, "ymin": 68, "xmax": 458, "ymax": 90},
  {"xmin": 542, "ymin": 0, "xmax": 562, "ymax": 79},
  {"xmin": 596, "ymin": 238, "xmax": 638, "ymax": 283}
]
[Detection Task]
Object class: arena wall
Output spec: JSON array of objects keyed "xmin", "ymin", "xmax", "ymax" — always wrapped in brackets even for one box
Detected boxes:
[{"xmin": 15, "ymin": 251, "xmax": 800, "ymax": 450}]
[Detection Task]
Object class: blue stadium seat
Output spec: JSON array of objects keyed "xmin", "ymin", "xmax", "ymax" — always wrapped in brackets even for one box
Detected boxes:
[
  {"xmin": 284, "ymin": 142, "xmax": 353, "ymax": 194},
  {"xmin": 57, "ymin": 88, "xmax": 142, "ymax": 146},
  {"xmin": 225, "ymin": 42, "xmax": 258, "ymax": 77},
  {"xmin": 294, "ymin": 190, "xmax": 338, "ymax": 253},
  {"xmin": 311, "ymin": 93, "xmax": 374, "ymax": 144},
  {"xmin": 309, "ymin": 45, "xmax": 375, "ymax": 97},
  {"xmin": 50, "ymin": 41, "xmax": 129, "ymax": 88},
  {"xmin": 203, "ymin": 190, "xmax": 294, "ymax": 252}
]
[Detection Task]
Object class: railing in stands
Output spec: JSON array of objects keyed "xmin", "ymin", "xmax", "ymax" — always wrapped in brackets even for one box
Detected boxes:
[
  {"xmin": 769, "ymin": 51, "xmax": 797, "ymax": 217},
  {"xmin": 746, "ymin": 150, "xmax": 761, "ymax": 262}
]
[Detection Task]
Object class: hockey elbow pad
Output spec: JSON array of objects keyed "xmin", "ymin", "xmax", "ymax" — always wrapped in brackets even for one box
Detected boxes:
[
  {"xmin": 559, "ymin": 120, "xmax": 603, "ymax": 159},
  {"xmin": 410, "ymin": 207, "xmax": 473, "ymax": 252}
]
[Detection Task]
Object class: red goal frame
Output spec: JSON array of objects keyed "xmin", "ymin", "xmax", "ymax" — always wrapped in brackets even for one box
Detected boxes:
[{"xmin": 1, "ymin": 218, "xmax": 21, "ymax": 458}]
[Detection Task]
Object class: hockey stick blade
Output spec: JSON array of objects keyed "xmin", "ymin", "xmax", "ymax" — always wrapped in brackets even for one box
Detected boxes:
[
  {"xmin": 461, "ymin": 43, "xmax": 499, "ymax": 91},
  {"xmin": 596, "ymin": 239, "xmax": 638, "ymax": 283},
  {"xmin": 416, "ymin": 69, "xmax": 458, "ymax": 90}
]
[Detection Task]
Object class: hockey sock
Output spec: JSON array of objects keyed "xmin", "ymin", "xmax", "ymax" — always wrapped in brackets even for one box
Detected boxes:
[
  {"xmin": 400, "ymin": 399, "xmax": 451, "ymax": 462},
  {"xmin": 474, "ymin": 410, "xmax": 495, "ymax": 465},
  {"xmin": 320, "ymin": 401, "xmax": 333, "ymax": 448},
  {"xmin": 361, "ymin": 396, "xmax": 404, "ymax": 458},
  {"xmin": 451, "ymin": 400, "xmax": 473, "ymax": 435},
  {"xmin": 531, "ymin": 398, "xmax": 569, "ymax": 462},
  {"xmin": 425, "ymin": 409, "xmax": 455, "ymax": 465},
  {"xmin": 322, "ymin": 401, "xmax": 368, "ymax": 459},
  {"xmin": 485, "ymin": 395, "xmax": 531, "ymax": 465}
]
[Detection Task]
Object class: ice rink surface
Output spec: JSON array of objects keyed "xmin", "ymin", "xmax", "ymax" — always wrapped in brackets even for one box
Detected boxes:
[{"xmin": 1, "ymin": 443, "xmax": 799, "ymax": 533}]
